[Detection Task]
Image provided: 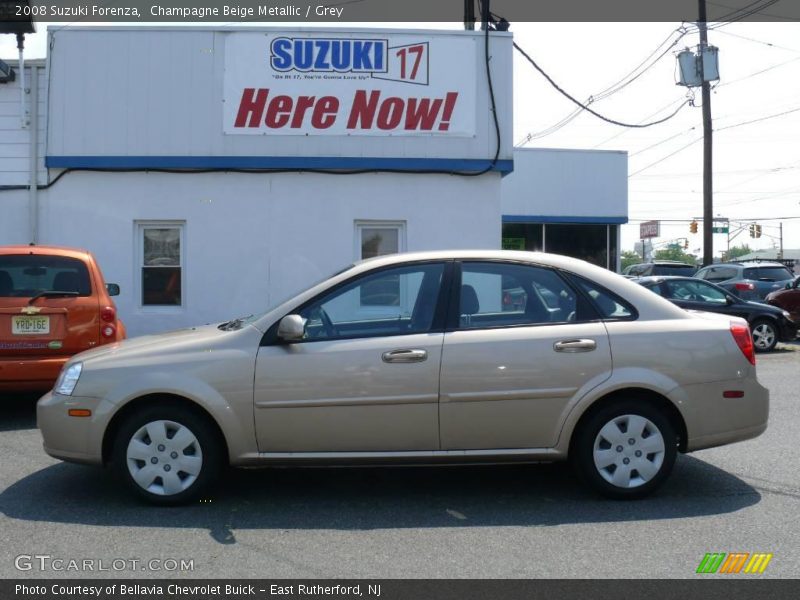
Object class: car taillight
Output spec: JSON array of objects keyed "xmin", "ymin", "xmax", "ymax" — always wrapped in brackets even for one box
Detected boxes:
[
  {"xmin": 735, "ymin": 282, "xmax": 755, "ymax": 291},
  {"xmin": 101, "ymin": 324, "xmax": 116, "ymax": 339},
  {"xmin": 100, "ymin": 306, "xmax": 116, "ymax": 322},
  {"xmin": 730, "ymin": 322, "xmax": 755, "ymax": 366}
]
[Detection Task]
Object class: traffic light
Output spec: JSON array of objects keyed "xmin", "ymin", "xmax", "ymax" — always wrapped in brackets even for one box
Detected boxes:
[
  {"xmin": 690, "ymin": 220, "xmax": 698, "ymax": 234},
  {"xmin": 749, "ymin": 224, "xmax": 756, "ymax": 238},
  {"xmin": 755, "ymin": 224, "xmax": 762, "ymax": 238},
  {"xmin": 684, "ymin": 239, "xmax": 689, "ymax": 249}
]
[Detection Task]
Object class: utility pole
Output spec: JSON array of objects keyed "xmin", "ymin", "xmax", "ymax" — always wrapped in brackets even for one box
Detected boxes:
[
  {"xmin": 698, "ymin": 0, "xmax": 714, "ymax": 266},
  {"xmin": 779, "ymin": 222, "xmax": 784, "ymax": 260},
  {"xmin": 463, "ymin": 0, "xmax": 475, "ymax": 30}
]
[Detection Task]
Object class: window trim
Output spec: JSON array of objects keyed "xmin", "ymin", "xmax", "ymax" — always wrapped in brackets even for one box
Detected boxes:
[
  {"xmin": 135, "ymin": 220, "xmax": 186, "ymax": 313},
  {"xmin": 261, "ymin": 260, "xmax": 454, "ymax": 346}
]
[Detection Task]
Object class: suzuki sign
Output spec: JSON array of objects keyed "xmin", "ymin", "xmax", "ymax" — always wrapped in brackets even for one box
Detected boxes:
[{"xmin": 223, "ymin": 32, "xmax": 476, "ymax": 136}]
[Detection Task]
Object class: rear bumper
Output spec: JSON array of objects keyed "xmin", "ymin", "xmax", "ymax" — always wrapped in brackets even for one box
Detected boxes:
[
  {"xmin": 0, "ymin": 356, "xmax": 68, "ymax": 391},
  {"xmin": 680, "ymin": 377, "xmax": 769, "ymax": 452}
]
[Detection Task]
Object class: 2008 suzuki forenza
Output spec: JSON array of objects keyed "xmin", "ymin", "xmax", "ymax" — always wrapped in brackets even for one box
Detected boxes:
[{"xmin": 38, "ymin": 251, "xmax": 769, "ymax": 504}]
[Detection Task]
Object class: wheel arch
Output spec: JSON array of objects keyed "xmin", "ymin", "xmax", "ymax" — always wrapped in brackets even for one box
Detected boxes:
[
  {"xmin": 101, "ymin": 393, "xmax": 230, "ymax": 465},
  {"xmin": 567, "ymin": 387, "xmax": 689, "ymax": 455}
]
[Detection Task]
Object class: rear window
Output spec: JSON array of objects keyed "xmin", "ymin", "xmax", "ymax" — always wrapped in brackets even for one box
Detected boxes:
[
  {"xmin": 651, "ymin": 264, "xmax": 697, "ymax": 276},
  {"xmin": 743, "ymin": 266, "xmax": 793, "ymax": 281},
  {"xmin": 0, "ymin": 255, "xmax": 92, "ymax": 298}
]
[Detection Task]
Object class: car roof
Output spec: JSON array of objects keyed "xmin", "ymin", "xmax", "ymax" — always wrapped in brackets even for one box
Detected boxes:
[{"xmin": 0, "ymin": 245, "xmax": 93, "ymax": 261}]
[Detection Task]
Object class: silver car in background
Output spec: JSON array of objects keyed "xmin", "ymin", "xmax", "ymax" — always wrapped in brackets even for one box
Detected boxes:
[{"xmin": 38, "ymin": 251, "xmax": 769, "ymax": 505}]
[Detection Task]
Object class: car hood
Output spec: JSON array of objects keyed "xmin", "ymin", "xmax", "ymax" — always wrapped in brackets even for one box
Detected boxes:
[
  {"xmin": 68, "ymin": 323, "xmax": 238, "ymax": 366},
  {"xmin": 742, "ymin": 299, "xmax": 785, "ymax": 314}
]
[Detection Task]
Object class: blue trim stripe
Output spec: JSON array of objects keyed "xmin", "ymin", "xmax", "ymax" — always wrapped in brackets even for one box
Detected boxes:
[
  {"xmin": 45, "ymin": 155, "xmax": 514, "ymax": 174},
  {"xmin": 503, "ymin": 215, "xmax": 628, "ymax": 225}
]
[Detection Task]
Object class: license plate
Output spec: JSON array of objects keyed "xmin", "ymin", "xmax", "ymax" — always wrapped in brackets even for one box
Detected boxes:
[{"xmin": 11, "ymin": 315, "xmax": 50, "ymax": 335}]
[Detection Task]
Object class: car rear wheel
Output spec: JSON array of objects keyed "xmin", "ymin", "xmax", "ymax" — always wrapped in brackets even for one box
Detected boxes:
[
  {"xmin": 572, "ymin": 400, "xmax": 677, "ymax": 499},
  {"xmin": 112, "ymin": 405, "xmax": 222, "ymax": 505},
  {"xmin": 751, "ymin": 319, "xmax": 778, "ymax": 352}
]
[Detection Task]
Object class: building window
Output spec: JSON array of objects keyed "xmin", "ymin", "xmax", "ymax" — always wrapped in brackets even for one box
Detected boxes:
[
  {"xmin": 138, "ymin": 223, "xmax": 183, "ymax": 307},
  {"xmin": 355, "ymin": 221, "xmax": 406, "ymax": 307}
]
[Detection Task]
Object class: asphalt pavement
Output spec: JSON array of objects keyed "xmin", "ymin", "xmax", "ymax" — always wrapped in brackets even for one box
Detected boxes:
[{"xmin": 1, "ymin": 344, "xmax": 798, "ymax": 579}]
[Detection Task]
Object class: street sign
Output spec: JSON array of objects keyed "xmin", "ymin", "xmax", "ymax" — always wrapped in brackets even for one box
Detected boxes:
[
  {"xmin": 712, "ymin": 226, "xmax": 729, "ymax": 234},
  {"xmin": 640, "ymin": 220, "xmax": 660, "ymax": 239}
]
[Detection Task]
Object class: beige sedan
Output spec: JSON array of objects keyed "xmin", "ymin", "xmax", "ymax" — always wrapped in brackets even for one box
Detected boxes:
[{"xmin": 38, "ymin": 251, "xmax": 769, "ymax": 504}]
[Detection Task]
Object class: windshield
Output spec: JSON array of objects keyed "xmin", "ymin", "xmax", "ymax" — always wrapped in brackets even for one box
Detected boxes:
[{"xmin": 0, "ymin": 255, "xmax": 92, "ymax": 298}]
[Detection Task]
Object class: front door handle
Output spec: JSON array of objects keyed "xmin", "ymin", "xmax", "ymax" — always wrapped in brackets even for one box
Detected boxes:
[
  {"xmin": 553, "ymin": 339, "xmax": 597, "ymax": 353},
  {"xmin": 382, "ymin": 349, "xmax": 428, "ymax": 363}
]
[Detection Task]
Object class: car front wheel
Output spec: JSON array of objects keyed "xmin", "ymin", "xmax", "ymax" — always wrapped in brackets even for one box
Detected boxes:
[
  {"xmin": 572, "ymin": 400, "xmax": 677, "ymax": 499},
  {"xmin": 112, "ymin": 405, "xmax": 222, "ymax": 505},
  {"xmin": 751, "ymin": 319, "xmax": 778, "ymax": 352}
]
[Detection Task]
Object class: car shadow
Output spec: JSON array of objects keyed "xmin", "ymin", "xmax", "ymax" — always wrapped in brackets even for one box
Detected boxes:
[
  {"xmin": 0, "ymin": 455, "xmax": 760, "ymax": 543},
  {"xmin": 0, "ymin": 394, "xmax": 40, "ymax": 432}
]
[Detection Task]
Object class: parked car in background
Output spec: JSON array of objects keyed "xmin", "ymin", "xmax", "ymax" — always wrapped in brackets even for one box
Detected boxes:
[
  {"xmin": 635, "ymin": 276, "xmax": 798, "ymax": 352},
  {"xmin": 766, "ymin": 276, "xmax": 800, "ymax": 323},
  {"xmin": 694, "ymin": 261, "xmax": 795, "ymax": 301},
  {"xmin": 623, "ymin": 261, "xmax": 697, "ymax": 278},
  {"xmin": 0, "ymin": 245, "xmax": 126, "ymax": 391},
  {"xmin": 38, "ymin": 251, "xmax": 768, "ymax": 505}
]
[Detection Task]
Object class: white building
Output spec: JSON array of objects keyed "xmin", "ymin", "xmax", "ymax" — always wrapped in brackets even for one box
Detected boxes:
[{"xmin": 0, "ymin": 26, "xmax": 627, "ymax": 336}]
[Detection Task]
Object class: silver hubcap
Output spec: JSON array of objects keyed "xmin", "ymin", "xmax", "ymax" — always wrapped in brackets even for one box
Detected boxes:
[
  {"xmin": 593, "ymin": 414, "xmax": 665, "ymax": 489},
  {"xmin": 126, "ymin": 420, "xmax": 203, "ymax": 496},
  {"xmin": 752, "ymin": 324, "xmax": 775, "ymax": 350}
]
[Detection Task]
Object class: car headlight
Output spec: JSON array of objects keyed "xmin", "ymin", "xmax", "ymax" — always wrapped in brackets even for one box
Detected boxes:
[{"xmin": 54, "ymin": 362, "xmax": 83, "ymax": 396}]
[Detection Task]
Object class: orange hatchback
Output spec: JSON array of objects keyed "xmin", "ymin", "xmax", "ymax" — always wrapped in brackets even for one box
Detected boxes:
[{"xmin": 0, "ymin": 245, "xmax": 126, "ymax": 392}]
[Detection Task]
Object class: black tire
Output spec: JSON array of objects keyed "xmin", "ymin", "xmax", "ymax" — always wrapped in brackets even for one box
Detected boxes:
[
  {"xmin": 112, "ymin": 404, "xmax": 223, "ymax": 506},
  {"xmin": 571, "ymin": 399, "xmax": 678, "ymax": 500},
  {"xmin": 750, "ymin": 319, "xmax": 778, "ymax": 353}
]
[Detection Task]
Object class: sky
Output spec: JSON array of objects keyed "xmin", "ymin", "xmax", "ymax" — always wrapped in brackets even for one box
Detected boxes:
[{"xmin": 2, "ymin": 20, "xmax": 799, "ymax": 257}]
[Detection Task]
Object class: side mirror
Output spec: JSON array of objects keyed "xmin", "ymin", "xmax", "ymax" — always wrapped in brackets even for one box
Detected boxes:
[
  {"xmin": 277, "ymin": 314, "xmax": 306, "ymax": 342},
  {"xmin": 106, "ymin": 283, "xmax": 120, "ymax": 297}
]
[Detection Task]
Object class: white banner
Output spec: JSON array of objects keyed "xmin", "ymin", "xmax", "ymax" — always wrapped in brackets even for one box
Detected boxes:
[{"xmin": 223, "ymin": 32, "xmax": 476, "ymax": 136}]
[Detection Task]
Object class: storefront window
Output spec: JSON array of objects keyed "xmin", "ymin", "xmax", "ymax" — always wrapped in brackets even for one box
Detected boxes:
[
  {"xmin": 501, "ymin": 223, "xmax": 543, "ymax": 252},
  {"xmin": 501, "ymin": 222, "xmax": 620, "ymax": 270}
]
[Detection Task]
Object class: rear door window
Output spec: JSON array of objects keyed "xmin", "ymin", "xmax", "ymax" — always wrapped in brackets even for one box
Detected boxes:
[
  {"xmin": 0, "ymin": 255, "xmax": 92, "ymax": 298},
  {"xmin": 457, "ymin": 262, "xmax": 587, "ymax": 328}
]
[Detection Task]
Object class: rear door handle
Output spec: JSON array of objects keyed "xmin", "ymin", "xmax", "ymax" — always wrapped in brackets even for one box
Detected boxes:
[
  {"xmin": 382, "ymin": 349, "xmax": 428, "ymax": 363},
  {"xmin": 553, "ymin": 339, "xmax": 597, "ymax": 353}
]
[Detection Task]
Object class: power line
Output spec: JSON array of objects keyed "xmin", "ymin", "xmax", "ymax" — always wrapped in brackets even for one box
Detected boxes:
[
  {"xmin": 513, "ymin": 41, "xmax": 691, "ymax": 130},
  {"xmin": 515, "ymin": 27, "xmax": 691, "ymax": 145},
  {"xmin": 628, "ymin": 136, "xmax": 705, "ymax": 177},
  {"xmin": 629, "ymin": 126, "xmax": 698, "ymax": 157},
  {"xmin": 717, "ymin": 56, "xmax": 800, "ymax": 88},
  {"xmin": 593, "ymin": 96, "xmax": 691, "ymax": 149},
  {"xmin": 715, "ymin": 105, "xmax": 800, "ymax": 131},
  {"xmin": 709, "ymin": 28, "xmax": 800, "ymax": 53},
  {"xmin": 707, "ymin": 0, "xmax": 795, "ymax": 21}
]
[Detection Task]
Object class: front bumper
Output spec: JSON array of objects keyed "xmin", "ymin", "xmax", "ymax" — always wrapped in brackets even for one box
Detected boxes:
[
  {"xmin": 37, "ymin": 391, "xmax": 105, "ymax": 465},
  {"xmin": 777, "ymin": 318, "xmax": 799, "ymax": 342}
]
